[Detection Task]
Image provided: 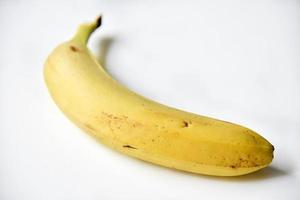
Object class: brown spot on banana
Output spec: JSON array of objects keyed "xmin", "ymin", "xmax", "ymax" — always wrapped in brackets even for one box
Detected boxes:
[
  {"xmin": 182, "ymin": 120, "xmax": 190, "ymax": 128},
  {"xmin": 123, "ymin": 145, "xmax": 137, "ymax": 149},
  {"xmin": 70, "ymin": 45, "xmax": 79, "ymax": 52}
]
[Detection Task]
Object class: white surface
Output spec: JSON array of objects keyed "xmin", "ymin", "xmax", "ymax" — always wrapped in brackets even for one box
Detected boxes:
[{"xmin": 1, "ymin": 0, "xmax": 300, "ymax": 199}]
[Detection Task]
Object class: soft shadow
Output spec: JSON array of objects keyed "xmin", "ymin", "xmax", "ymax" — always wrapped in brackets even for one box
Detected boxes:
[
  {"xmin": 96, "ymin": 37, "xmax": 115, "ymax": 70},
  {"xmin": 95, "ymin": 36, "xmax": 128, "ymax": 85}
]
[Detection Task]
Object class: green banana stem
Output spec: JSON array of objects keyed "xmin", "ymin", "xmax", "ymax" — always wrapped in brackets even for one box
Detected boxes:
[{"xmin": 72, "ymin": 16, "xmax": 102, "ymax": 45}]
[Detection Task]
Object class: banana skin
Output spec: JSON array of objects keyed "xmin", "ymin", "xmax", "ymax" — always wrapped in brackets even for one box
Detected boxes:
[{"xmin": 44, "ymin": 16, "xmax": 274, "ymax": 176}]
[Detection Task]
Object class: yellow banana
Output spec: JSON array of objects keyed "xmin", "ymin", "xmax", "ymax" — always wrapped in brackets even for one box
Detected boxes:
[{"xmin": 44, "ymin": 16, "xmax": 274, "ymax": 176}]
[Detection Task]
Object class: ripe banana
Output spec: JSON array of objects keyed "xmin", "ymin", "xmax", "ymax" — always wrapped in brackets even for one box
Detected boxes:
[{"xmin": 44, "ymin": 16, "xmax": 274, "ymax": 176}]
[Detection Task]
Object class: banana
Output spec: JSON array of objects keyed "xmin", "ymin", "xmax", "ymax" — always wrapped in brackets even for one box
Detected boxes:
[{"xmin": 44, "ymin": 16, "xmax": 274, "ymax": 176}]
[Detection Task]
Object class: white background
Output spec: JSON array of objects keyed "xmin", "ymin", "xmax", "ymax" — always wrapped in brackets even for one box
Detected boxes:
[{"xmin": 1, "ymin": 0, "xmax": 300, "ymax": 199}]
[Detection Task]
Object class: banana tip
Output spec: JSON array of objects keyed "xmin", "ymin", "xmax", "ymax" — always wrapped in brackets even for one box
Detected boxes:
[{"xmin": 95, "ymin": 15, "xmax": 102, "ymax": 28}]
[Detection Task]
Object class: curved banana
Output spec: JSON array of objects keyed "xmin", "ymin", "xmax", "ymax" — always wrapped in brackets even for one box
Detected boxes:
[{"xmin": 44, "ymin": 16, "xmax": 274, "ymax": 176}]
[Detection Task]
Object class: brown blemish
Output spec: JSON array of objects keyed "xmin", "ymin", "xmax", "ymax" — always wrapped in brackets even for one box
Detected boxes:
[
  {"xmin": 253, "ymin": 163, "xmax": 259, "ymax": 167},
  {"xmin": 99, "ymin": 112, "xmax": 142, "ymax": 128},
  {"xmin": 84, "ymin": 123, "xmax": 95, "ymax": 131},
  {"xmin": 230, "ymin": 165, "xmax": 236, "ymax": 169},
  {"xmin": 182, "ymin": 120, "xmax": 189, "ymax": 128},
  {"xmin": 123, "ymin": 145, "xmax": 137, "ymax": 149},
  {"xmin": 70, "ymin": 45, "xmax": 79, "ymax": 52}
]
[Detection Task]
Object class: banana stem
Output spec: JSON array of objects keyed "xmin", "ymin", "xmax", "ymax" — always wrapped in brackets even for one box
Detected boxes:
[{"xmin": 72, "ymin": 16, "xmax": 102, "ymax": 45}]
